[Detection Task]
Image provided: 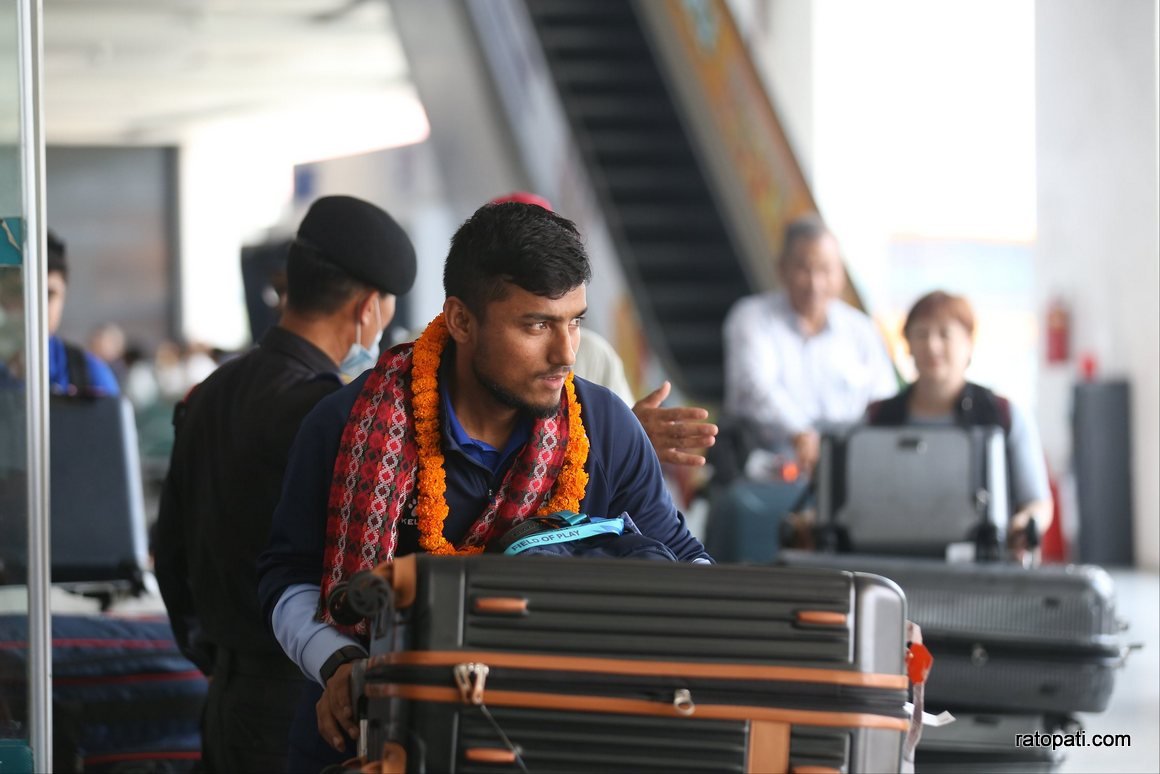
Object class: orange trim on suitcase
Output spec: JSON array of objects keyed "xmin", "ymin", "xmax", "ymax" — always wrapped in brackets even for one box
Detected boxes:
[
  {"xmin": 368, "ymin": 649, "xmax": 909, "ymax": 690},
  {"xmin": 364, "ymin": 684, "xmax": 911, "ymax": 732},
  {"xmin": 747, "ymin": 720, "xmax": 791, "ymax": 772}
]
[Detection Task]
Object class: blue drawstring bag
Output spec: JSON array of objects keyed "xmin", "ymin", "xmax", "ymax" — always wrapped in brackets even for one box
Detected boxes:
[{"xmin": 488, "ymin": 511, "xmax": 677, "ymax": 562}]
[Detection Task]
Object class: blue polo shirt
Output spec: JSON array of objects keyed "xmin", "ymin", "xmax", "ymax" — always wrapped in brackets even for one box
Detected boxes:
[{"xmin": 441, "ymin": 384, "xmax": 530, "ymax": 475}]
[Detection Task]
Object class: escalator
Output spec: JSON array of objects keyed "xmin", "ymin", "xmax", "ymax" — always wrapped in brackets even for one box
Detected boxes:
[{"xmin": 523, "ymin": 0, "xmax": 753, "ymax": 406}]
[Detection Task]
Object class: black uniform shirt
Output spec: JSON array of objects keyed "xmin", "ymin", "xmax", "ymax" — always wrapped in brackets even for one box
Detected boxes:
[{"xmin": 154, "ymin": 326, "xmax": 342, "ymax": 670}]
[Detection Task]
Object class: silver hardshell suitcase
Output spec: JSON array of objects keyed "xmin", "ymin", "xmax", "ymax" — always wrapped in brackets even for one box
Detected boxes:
[
  {"xmin": 817, "ymin": 425, "xmax": 1009, "ymax": 556},
  {"xmin": 778, "ymin": 552, "xmax": 1126, "ymax": 715}
]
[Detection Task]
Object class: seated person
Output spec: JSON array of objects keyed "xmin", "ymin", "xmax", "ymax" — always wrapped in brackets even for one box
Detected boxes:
[
  {"xmin": 723, "ymin": 215, "xmax": 895, "ymax": 475},
  {"xmin": 866, "ymin": 290, "xmax": 1053, "ymax": 558}
]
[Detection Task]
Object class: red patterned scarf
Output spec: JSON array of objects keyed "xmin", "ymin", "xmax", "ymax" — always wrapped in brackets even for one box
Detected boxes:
[{"xmin": 317, "ymin": 316, "xmax": 584, "ymax": 634}]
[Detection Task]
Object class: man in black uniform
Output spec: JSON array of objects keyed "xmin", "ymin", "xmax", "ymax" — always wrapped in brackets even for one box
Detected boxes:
[{"xmin": 153, "ymin": 196, "xmax": 416, "ymax": 772}]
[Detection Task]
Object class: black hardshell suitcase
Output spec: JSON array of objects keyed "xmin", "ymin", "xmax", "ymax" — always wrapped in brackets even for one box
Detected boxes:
[
  {"xmin": 777, "ymin": 552, "xmax": 1125, "ymax": 714},
  {"xmin": 343, "ymin": 554, "xmax": 911, "ymax": 773},
  {"xmin": 1, "ymin": 396, "xmax": 151, "ymax": 597},
  {"xmin": 817, "ymin": 426, "xmax": 1009, "ymax": 557},
  {"xmin": 915, "ymin": 713, "xmax": 1067, "ymax": 773}
]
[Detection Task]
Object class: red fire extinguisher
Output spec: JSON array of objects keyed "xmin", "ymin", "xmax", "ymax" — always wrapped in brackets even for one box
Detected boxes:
[{"xmin": 1045, "ymin": 297, "xmax": 1070, "ymax": 364}]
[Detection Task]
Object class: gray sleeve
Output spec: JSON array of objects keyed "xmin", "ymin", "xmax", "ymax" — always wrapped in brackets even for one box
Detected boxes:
[{"xmin": 1006, "ymin": 401, "xmax": 1051, "ymax": 507}]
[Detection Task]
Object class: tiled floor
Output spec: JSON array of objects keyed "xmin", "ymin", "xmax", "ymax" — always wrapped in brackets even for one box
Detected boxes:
[{"xmin": 1060, "ymin": 569, "xmax": 1160, "ymax": 773}]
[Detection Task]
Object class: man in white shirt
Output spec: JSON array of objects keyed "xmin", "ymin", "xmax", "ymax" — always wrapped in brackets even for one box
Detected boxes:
[{"xmin": 723, "ymin": 215, "xmax": 896, "ymax": 474}]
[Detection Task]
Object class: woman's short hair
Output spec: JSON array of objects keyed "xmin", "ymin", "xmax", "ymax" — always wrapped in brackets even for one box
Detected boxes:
[{"xmin": 903, "ymin": 291, "xmax": 976, "ymax": 337}]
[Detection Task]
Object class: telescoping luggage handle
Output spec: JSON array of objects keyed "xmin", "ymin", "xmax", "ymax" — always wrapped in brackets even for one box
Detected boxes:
[{"xmin": 328, "ymin": 559, "xmax": 419, "ymax": 768}]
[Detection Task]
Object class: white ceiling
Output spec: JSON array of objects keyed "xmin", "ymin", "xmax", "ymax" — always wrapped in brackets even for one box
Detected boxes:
[{"xmin": 41, "ymin": 0, "xmax": 415, "ymax": 145}]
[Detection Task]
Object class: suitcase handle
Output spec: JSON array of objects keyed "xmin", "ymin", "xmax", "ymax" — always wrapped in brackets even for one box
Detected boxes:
[
  {"xmin": 328, "ymin": 571, "xmax": 391, "ymax": 625},
  {"xmin": 896, "ymin": 436, "xmax": 928, "ymax": 453},
  {"xmin": 328, "ymin": 556, "xmax": 420, "ymax": 625}
]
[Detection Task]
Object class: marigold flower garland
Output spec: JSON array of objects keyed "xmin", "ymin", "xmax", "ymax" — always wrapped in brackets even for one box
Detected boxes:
[{"xmin": 412, "ymin": 313, "xmax": 590, "ymax": 555}]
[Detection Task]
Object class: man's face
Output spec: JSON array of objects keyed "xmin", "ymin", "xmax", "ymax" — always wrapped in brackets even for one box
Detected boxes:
[
  {"xmin": 780, "ymin": 234, "xmax": 844, "ymax": 321},
  {"xmin": 46, "ymin": 271, "xmax": 67, "ymax": 335},
  {"xmin": 467, "ymin": 283, "xmax": 586, "ymax": 418}
]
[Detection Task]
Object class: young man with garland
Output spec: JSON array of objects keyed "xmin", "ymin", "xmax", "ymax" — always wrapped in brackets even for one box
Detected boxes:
[{"xmin": 258, "ymin": 202, "xmax": 711, "ymax": 768}]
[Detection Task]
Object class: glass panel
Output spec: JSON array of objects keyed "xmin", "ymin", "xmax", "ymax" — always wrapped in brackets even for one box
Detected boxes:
[{"xmin": 0, "ymin": 0, "xmax": 33, "ymax": 766}]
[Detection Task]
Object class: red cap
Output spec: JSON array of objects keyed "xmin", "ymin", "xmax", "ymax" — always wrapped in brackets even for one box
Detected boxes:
[{"xmin": 490, "ymin": 191, "xmax": 554, "ymax": 212}]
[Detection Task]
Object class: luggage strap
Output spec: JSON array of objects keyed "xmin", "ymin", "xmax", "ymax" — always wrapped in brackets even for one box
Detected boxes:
[
  {"xmin": 369, "ymin": 650, "xmax": 909, "ymax": 689},
  {"xmin": 367, "ymin": 679, "xmax": 909, "ymax": 731},
  {"xmin": 366, "ymin": 651, "xmax": 910, "ymax": 730},
  {"xmin": 368, "ymin": 652, "xmax": 908, "ymax": 774}
]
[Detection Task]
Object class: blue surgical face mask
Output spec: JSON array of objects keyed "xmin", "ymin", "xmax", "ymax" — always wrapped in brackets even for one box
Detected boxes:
[{"xmin": 339, "ymin": 299, "xmax": 383, "ymax": 382}]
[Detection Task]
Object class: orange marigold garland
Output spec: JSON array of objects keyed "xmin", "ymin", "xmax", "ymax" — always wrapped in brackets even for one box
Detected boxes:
[{"xmin": 412, "ymin": 314, "xmax": 589, "ymax": 555}]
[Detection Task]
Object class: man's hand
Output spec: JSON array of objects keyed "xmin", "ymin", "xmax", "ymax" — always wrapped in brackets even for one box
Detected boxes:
[
  {"xmin": 632, "ymin": 381, "xmax": 718, "ymax": 467},
  {"xmin": 316, "ymin": 661, "xmax": 359, "ymax": 753},
  {"xmin": 791, "ymin": 430, "xmax": 821, "ymax": 477}
]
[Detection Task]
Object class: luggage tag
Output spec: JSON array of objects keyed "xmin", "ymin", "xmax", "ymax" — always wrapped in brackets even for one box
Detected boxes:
[{"xmin": 903, "ymin": 622, "xmax": 950, "ymax": 765}]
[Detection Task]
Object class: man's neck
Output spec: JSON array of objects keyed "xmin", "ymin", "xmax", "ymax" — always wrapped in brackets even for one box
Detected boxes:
[
  {"xmin": 794, "ymin": 307, "xmax": 829, "ymax": 337},
  {"xmin": 909, "ymin": 378, "xmax": 965, "ymax": 417},
  {"xmin": 446, "ymin": 358, "xmax": 521, "ymax": 448},
  {"xmin": 278, "ymin": 311, "xmax": 346, "ymax": 367}
]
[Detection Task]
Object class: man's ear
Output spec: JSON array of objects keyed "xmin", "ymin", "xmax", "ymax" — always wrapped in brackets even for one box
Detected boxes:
[
  {"xmin": 443, "ymin": 297, "xmax": 474, "ymax": 344},
  {"xmin": 356, "ymin": 291, "xmax": 379, "ymax": 325}
]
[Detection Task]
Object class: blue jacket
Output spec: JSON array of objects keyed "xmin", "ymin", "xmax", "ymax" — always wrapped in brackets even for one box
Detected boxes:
[
  {"xmin": 257, "ymin": 371, "xmax": 710, "ymax": 624},
  {"xmin": 48, "ymin": 335, "xmax": 120, "ymax": 396}
]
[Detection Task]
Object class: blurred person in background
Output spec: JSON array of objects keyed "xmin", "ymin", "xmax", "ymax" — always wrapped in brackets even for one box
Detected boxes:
[
  {"xmin": 153, "ymin": 195, "xmax": 417, "ymax": 773},
  {"xmin": 1, "ymin": 230, "xmax": 121, "ymax": 396},
  {"xmin": 87, "ymin": 321, "xmax": 128, "ymax": 386},
  {"xmin": 154, "ymin": 340, "xmax": 219, "ymax": 401},
  {"xmin": 866, "ymin": 290, "xmax": 1052, "ymax": 558},
  {"xmin": 723, "ymin": 215, "xmax": 895, "ymax": 475},
  {"xmin": 121, "ymin": 342, "xmax": 161, "ymax": 409}
]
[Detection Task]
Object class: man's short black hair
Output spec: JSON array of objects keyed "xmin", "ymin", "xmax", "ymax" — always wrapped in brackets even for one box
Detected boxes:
[
  {"xmin": 443, "ymin": 202, "xmax": 591, "ymax": 317},
  {"xmin": 779, "ymin": 214, "xmax": 833, "ymax": 265},
  {"xmin": 47, "ymin": 229, "xmax": 67, "ymax": 280},
  {"xmin": 284, "ymin": 239, "xmax": 374, "ymax": 315}
]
